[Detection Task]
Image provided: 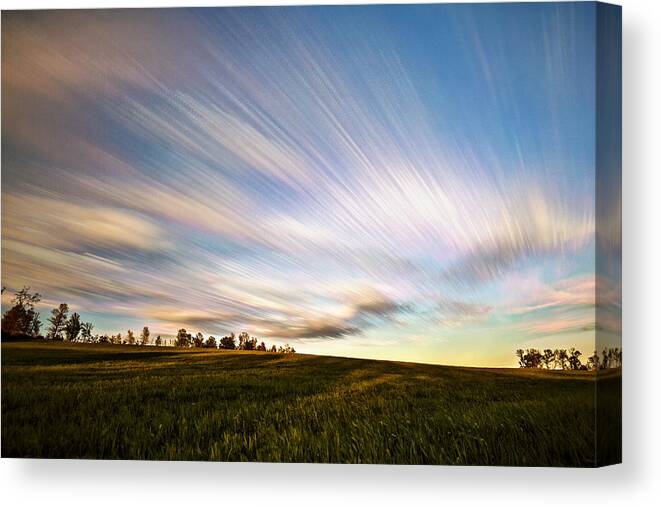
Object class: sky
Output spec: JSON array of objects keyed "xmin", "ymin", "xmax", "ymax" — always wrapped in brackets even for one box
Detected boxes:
[{"xmin": 1, "ymin": 4, "xmax": 619, "ymax": 366}]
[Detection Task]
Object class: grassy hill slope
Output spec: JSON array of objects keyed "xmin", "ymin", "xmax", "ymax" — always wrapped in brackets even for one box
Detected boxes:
[{"xmin": 1, "ymin": 341, "xmax": 620, "ymax": 465}]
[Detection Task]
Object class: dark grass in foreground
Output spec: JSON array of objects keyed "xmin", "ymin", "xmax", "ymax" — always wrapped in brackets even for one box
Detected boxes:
[{"xmin": 1, "ymin": 341, "xmax": 621, "ymax": 466}]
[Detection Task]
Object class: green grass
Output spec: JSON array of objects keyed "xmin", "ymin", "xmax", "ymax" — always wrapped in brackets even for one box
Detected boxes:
[{"xmin": 1, "ymin": 340, "xmax": 621, "ymax": 466}]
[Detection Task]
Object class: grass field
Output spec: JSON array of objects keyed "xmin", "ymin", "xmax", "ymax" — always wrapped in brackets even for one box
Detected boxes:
[{"xmin": 1, "ymin": 340, "xmax": 621, "ymax": 466}]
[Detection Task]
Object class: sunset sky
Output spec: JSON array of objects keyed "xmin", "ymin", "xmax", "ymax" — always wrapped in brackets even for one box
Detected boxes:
[{"xmin": 1, "ymin": 4, "xmax": 612, "ymax": 366}]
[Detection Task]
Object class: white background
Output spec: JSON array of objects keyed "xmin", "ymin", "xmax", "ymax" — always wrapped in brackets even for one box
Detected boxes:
[{"xmin": 1, "ymin": 0, "xmax": 659, "ymax": 505}]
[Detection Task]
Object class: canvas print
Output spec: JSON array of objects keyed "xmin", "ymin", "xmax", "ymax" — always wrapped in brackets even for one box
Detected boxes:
[{"xmin": 1, "ymin": 2, "xmax": 621, "ymax": 466}]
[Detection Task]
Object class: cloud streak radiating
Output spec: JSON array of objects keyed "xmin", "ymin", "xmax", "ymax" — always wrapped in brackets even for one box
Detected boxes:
[{"xmin": 2, "ymin": 5, "xmax": 604, "ymax": 365}]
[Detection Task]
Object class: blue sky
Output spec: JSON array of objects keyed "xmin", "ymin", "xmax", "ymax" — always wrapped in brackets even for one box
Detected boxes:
[{"xmin": 1, "ymin": 4, "xmax": 617, "ymax": 365}]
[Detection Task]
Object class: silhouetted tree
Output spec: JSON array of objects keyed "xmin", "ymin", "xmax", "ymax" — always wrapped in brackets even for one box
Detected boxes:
[
  {"xmin": 278, "ymin": 344, "xmax": 296, "ymax": 354},
  {"xmin": 175, "ymin": 329, "xmax": 192, "ymax": 347},
  {"xmin": 542, "ymin": 349, "xmax": 555, "ymax": 369},
  {"xmin": 127, "ymin": 329, "xmax": 135, "ymax": 345},
  {"xmin": 602, "ymin": 348, "xmax": 610, "ymax": 369},
  {"xmin": 47, "ymin": 303, "xmax": 69, "ymax": 340},
  {"xmin": 237, "ymin": 331, "xmax": 249, "ymax": 349},
  {"xmin": 257, "ymin": 341, "xmax": 267, "ymax": 351},
  {"xmin": 140, "ymin": 326, "xmax": 150, "ymax": 346},
  {"xmin": 555, "ymin": 349, "xmax": 569, "ymax": 370},
  {"xmin": 516, "ymin": 349, "xmax": 543, "ymax": 368},
  {"xmin": 219, "ymin": 333, "xmax": 236, "ymax": 350},
  {"xmin": 516, "ymin": 349, "xmax": 525, "ymax": 367},
  {"xmin": 516, "ymin": 349, "xmax": 556, "ymax": 368},
  {"xmin": 80, "ymin": 322, "xmax": 94, "ymax": 342},
  {"xmin": 608, "ymin": 348, "xmax": 620, "ymax": 368},
  {"xmin": 155, "ymin": 335, "xmax": 162, "ymax": 347},
  {"xmin": 98, "ymin": 334, "xmax": 110, "ymax": 344},
  {"xmin": 529, "ymin": 349, "xmax": 543, "ymax": 368},
  {"xmin": 517, "ymin": 346, "xmax": 621, "ymax": 370},
  {"xmin": 205, "ymin": 336, "xmax": 217, "ymax": 348},
  {"xmin": 64, "ymin": 312, "xmax": 81, "ymax": 341},
  {"xmin": 1, "ymin": 286, "xmax": 42, "ymax": 336},
  {"xmin": 568, "ymin": 348, "xmax": 583, "ymax": 370},
  {"xmin": 193, "ymin": 332, "xmax": 205, "ymax": 347},
  {"xmin": 237, "ymin": 332, "xmax": 257, "ymax": 350},
  {"xmin": 587, "ymin": 350, "xmax": 600, "ymax": 370},
  {"xmin": 270, "ymin": 344, "xmax": 277, "ymax": 353}
]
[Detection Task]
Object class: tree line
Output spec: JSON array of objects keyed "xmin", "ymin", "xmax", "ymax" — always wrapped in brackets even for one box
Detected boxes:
[
  {"xmin": 1, "ymin": 287, "xmax": 295, "ymax": 354},
  {"xmin": 516, "ymin": 347, "xmax": 622, "ymax": 370}
]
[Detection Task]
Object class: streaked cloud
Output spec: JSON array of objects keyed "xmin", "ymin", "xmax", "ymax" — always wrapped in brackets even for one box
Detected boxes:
[
  {"xmin": 1, "ymin": 5, "xmax": 606, "ymax": 365},
  {"xmin": 507, "ymin": 274, "xmax": 596, "ymax": 315},
  {"xmin": 436, "ymin": 299, "xmax": 493, "ymax": 328},
  {"xmin": 2, "ymin": 194, "xmax": 170, "ymax": 252}
]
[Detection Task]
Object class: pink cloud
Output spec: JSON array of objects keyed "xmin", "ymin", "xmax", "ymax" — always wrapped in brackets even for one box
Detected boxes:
[{"xmin": 506, "ymin": 274, "xmax": 595, "ymax": 315}]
